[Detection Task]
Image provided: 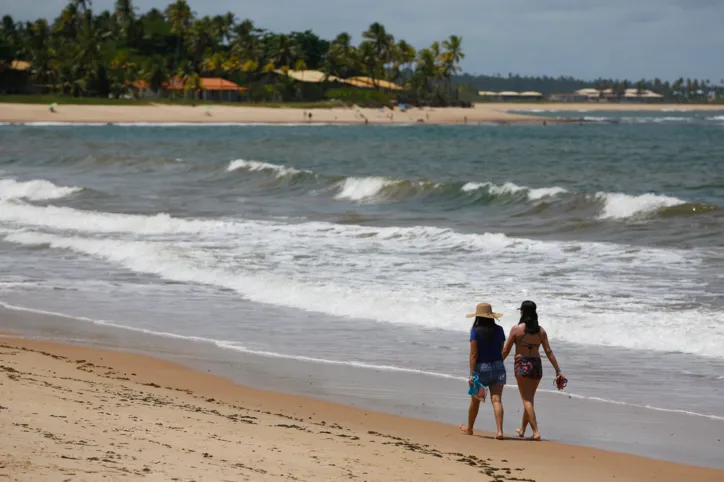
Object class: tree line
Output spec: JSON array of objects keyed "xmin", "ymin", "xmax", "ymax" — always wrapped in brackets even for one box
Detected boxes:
[
  {"xmin": 0, "ymin": 0, "xmax": 465, "ymax": 103},
  {"xmin": 457, "ymin": 73, "xmax": 724, "ymax": 102}
]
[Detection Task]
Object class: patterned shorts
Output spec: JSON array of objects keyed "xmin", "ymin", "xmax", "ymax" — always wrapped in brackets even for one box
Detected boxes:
[{"xmin": 514, "ymin": 357, "xmax": 543, "ymax": 380}]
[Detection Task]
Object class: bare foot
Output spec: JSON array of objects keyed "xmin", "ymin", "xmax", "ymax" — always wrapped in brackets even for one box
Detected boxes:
[
  {"xmin": 495, "ymin": 432, "xmax": 504, "ymax": 440},
  {"xmin": 516, "ymin": 427, "xmax": 525, "ymax": 438},
  {"xmin": 528, "ymin": 433, "xmax": 541, "ymax": 441},
  {"xmin": 459, "ymin": 424, "xmax": 473, "ymax": 435}
]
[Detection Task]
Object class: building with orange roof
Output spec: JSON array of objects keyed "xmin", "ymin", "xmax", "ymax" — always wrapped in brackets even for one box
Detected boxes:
[{"xmin": 131, "ymin": 77, "xmax": 248, "ymax": 101}]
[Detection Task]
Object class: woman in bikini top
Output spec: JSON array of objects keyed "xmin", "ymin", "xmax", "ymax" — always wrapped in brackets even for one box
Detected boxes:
[
  {"xmin": 502, "ymin": 300, "xmax": 564, "ymax": 441},
  {"xmin": 519, "ymin": 333, "xmax": 542, "ymax": 354}
]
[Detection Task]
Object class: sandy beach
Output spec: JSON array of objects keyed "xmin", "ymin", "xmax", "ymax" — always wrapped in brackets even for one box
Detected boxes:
[
  {"xmin": 0, "ymin": 102, "xmax": 544, "ymax": 125},
  {"xmin": 2, "ymin": 101, "xmax": 720, "ymax": 125},
  {"xmin": 1, "ymin": 334, "xmax": 722, "ymax": 482}
]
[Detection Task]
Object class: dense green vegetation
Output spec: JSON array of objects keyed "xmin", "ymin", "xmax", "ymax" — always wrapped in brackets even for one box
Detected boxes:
[
  {"xmin": 1, "ymin": 1, "xmax": 720, "ymax": 104},
  {"xmin": 0, "ymin": 0, "xmax": 465, "ymax": 105},
  {"xmin": 0, "ymin": 94, "xmax": 344, "ymax": 108}
]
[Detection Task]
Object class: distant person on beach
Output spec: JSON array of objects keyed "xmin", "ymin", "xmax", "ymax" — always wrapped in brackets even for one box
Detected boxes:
[
  {"xmin": 502, "ymin": 300, "xmax": 565, "ymax": 441},
  {"xmin": 460, "ymin": 303, "xmax": 506, "ymax": 440}
]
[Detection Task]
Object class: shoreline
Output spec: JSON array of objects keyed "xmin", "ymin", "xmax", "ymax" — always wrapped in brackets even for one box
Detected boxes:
[
  {"xmin": 2, "ymin": 102, "xmax": 721, "ymax": 126},
  {"xmin": 2, "ymin": 302, "xmax": 724, "ymax": 471},
  {"xmin": 2, "ymin": 334, "xmax": 723, "ymax": 482}
]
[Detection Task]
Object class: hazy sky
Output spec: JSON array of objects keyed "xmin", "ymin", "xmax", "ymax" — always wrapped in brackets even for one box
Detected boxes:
[{"xmin": 2, "ymin": 0, "xmax": 723, "ymax": 81}]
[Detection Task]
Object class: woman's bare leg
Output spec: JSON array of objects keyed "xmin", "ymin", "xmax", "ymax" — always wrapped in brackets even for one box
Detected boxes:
[
  {"xmin": 460, "ymin": 396, "xmax": 480, "ymax": 435},
  {"xmin": 489, "ymin": 384, "xmax": 505, "ymax": 439},
  {"xmin": 517, "ymin": 411, "xmax": 529, "ymax": 438},
  {"xmin": 516, "ymin": 376, "xmax": 541, "ymax": 440}
]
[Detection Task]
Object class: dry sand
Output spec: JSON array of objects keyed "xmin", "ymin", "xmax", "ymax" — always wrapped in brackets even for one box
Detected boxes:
[
  {"xmin": 0, "ymin": 101, "xmax": 721, "ymax": 126},
  {"xmin": 1, "ymin": 335, "xmax": 722, "ymax": 482},
  {"xmin": 0, "ymin": 102, "xmax": 548, "ymax": 124}
]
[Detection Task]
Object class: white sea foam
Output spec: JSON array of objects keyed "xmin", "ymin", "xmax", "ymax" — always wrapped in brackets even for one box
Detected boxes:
[
  {"xmin": 595, "ymin": 192, "xmax": 686, "ymax": 219},
  {"xmin": 487, "ymin": 181, "xmax": 527, "ymax": 196},
  {"xmin": 0, "ymin": 178, "xmax": 82, "ymax": 201},
  {"xmin": 461, "ymin": 181, "xmax": 568, "ymax": 201},
  {"xmin": 460, "ymin": 182, "xmax": 486, "ymax": 192},
  {"xmin": 334, "ymin": 177, "xmax": 395, "ymax": 201},
  {"xmin": 1, "ymin": 198, "xmax": 720, "ymax": 358},
  {"xmin": 527, "ymin": 186, "xmax": 569, "ymax": 200},
  {"xmin": 226, "ymin": 159, "xmax": 308, "ymax": 177},
  {"xmin": 0, "ymin": 200, "xmax": 239, "ymax": 234},
  {"xmin": 708, "ymin": 115, "xmax": 724, "ymax": 121},
  {"xmin": 651, "ymin": 116, "xmax": 693, "ymax": 123}
]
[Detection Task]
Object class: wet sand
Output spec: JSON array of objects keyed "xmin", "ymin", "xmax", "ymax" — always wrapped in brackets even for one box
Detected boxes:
[{"xmin": 1, "ymin": 325, "xmax": 723, "ymax": 481}]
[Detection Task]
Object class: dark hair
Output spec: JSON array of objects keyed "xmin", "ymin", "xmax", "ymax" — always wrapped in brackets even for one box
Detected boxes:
[
  {"xmin": 518, "ymin": 300, "xmax": 540, "ymax": 334},
  {"xmin": 473, "ymin": 316, "xmax": 496, "ymax": 341}
]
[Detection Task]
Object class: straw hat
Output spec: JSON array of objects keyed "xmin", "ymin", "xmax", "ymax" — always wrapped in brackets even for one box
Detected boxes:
[{"xmin": 466, "ymin": 302, "xmax": 503, "ymax": 319}]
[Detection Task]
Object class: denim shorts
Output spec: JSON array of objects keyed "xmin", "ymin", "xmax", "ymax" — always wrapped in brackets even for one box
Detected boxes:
[{"xmin": 475, "ymin": 360, "xmax": 507, "ymax": 386}]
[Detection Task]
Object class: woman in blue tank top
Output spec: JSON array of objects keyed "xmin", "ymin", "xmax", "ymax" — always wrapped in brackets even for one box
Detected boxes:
[{"xmin": 460, "ymin": 302, "xmax": 506, "ymax": 440}]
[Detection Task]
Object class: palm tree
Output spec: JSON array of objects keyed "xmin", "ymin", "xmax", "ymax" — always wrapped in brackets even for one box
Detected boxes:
[
  {"xmin": 635, "ymin": 80, "xmax": 647, "ymax": 98},
  {"xmin": 165, "ymin": 0, "xmax": 193, "ymax": 69},
  {"xmin": 141, "ymin": 56, "xmax": 169, "ymax": 93},
  {"xmin": 55, "ymin": 3, "xmax": 80, "ymax": 40},
  {"xmin": 361, "ymin": 22, "xmax": 394, "ymax": 87},
  {"xmin": 108, "ymin": 50, "xmax": 137, "ymax": 97},
  {"xmin": 223, "ymin": 54, "xmax": 242, "ymax": 78},
  {"xmin": 211, "ymin": 13, "xmax": 235, "ymax": 45},
  {"xmin": 26, "ymin": 19, "xmax": 58, "ymax": 90},
  {"xmin": 73, "ymin": 0, "xmax": 92, "ymax": 15},
  {"xmin": 324, "ymin": 32, "xmax": 357, "ymax": 78},
  {"xmin": 267, "ymin": 34, "xmax": 301, "ymax": 69},
  {"xmin": 230, "ymin": 18, "xmax": 262, "ymax": 63},
  {"xmin": 183, "ymin": 72, "xmax": 201, "ymax": 99},
  {"xmin": 186, "ymin": 17, "xmax": 215, "ymax": 71},
  {"xmin": 357, "ymin": 41, "xmax": 377, "ymax": 81},
  {"xmin": 414, "ymin": 47, "xmax": 437, "ymax": 96},
  {"xmin": 1, "ymin": 15, "xmax": 19, "ymax": 65},
  {"xmin": 441, "ymin": 35, "xmax": 464, "ymax": 97},
  {"xmin": 395, "ymin": 39, "xmax": 416, "ymax": 80},
  {"xmin": 203, "ymin": 51, "xmax": 226, "ymax": 76},
  {"xmin": 114, "ymin": 0, "xmax": 135, "ymax": 39}
]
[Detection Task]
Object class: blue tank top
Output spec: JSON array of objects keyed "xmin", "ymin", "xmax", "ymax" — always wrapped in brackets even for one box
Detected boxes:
[{"xmin": 470, "ymin": 325, "xmax": 506, "ymax": 363}]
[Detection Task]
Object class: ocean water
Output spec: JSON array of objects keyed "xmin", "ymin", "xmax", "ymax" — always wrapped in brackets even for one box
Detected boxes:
[{"xmin": 1, "ymin": 112, "xmax": 723, "ymax": 425}]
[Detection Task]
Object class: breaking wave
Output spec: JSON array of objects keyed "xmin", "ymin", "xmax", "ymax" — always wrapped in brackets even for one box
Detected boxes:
[
  {"xmin": 227, "ymin": 159, "xmax": 311, "ymax": 177},
  {"xmin": 0, "ymin": 199, "xmax": 721, "ymax": 358},
  {"xmin": 0, "ymin": 178, "xmax": 82, "ymax": 201},
  {"xmin": 221, "ymin": 160, "xmax": 709, "ymax": 220},
  {"xmin": 461, "ymin": 182, "xmax": 568, "ymax": 201},
  {"xmin": 593, "ymin": 192, "xmax": 686, "ymax": 220},
  {"xmin": 334, "ymin": 177, "xmax": 398, "ymax": 201}
]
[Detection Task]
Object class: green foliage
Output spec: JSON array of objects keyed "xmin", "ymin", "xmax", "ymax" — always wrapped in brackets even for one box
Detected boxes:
[
  {"xmin": 0, "ymin": 1, "xmax": 467, "ymax": 103},
  {"xmin": 324, "ymin": 87, "xmax": 391, "ymax": 107},
  {"xmin": 0, "ymin": 94, "xmax": 345, "ymax": 108}
]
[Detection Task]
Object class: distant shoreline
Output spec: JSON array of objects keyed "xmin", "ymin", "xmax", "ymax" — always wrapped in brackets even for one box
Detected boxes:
[{"xmin": 0, "ymin": 102, "xmax": 721, "ymax": 126}]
